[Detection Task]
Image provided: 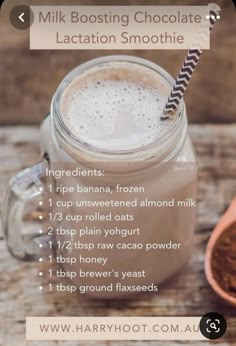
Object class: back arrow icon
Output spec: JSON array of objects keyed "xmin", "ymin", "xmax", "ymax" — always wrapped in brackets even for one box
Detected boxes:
[{"xmin": 19, "ymin": 12, "xmax": 24, "ymax": 22}]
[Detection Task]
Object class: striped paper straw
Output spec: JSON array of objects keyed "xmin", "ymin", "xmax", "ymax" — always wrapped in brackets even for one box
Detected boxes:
[{"xmin": 161, "ymin": 3, "xmax": 221, "ymax": 121}]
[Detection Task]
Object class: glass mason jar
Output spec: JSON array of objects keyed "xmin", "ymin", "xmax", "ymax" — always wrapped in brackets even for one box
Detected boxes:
[{"xmin": 2, "ymin": 56, "xmax": 197, "ymax": 298}]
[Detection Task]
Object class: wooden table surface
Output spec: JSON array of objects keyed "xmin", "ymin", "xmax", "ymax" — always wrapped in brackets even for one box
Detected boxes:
[{"xmin": 0, "ymin": 124, "xmax": 236, "ymax": 346}]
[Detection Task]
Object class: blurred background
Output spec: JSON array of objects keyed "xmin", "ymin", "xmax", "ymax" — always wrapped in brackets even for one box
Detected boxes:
[{"xmin": 0, "ymin": 0, "xmax": 235, "ymax": 125}]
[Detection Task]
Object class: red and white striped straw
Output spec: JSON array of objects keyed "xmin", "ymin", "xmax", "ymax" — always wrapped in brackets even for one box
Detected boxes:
[{"xmin": 161, "ymin": 3, "xmax": 221, "ymax": 121}]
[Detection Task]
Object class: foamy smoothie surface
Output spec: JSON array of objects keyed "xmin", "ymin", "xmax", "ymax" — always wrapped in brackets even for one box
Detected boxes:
[{"xmin": 60, "ymin": 62, "xmax": 175, "ymax": 151}]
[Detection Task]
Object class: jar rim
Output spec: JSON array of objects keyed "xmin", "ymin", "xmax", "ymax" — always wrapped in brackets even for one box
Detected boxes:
[{"xmin": 51, "ymin": 55, "xmax": 185, "ymax": 160}]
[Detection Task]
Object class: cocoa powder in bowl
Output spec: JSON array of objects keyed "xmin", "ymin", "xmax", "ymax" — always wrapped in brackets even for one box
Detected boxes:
[{"xmin": 212, "ymin": 223, "xmax": 236, "ymax": 298}]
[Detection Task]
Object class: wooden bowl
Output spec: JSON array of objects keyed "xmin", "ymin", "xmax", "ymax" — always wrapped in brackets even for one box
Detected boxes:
[{"xmin": 205, "ymin": 197, "xmax": 236, "ymax": 306}]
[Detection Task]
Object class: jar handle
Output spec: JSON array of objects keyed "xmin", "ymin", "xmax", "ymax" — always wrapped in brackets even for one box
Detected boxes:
[{"xmin": 2, "ymin": 154, "xmax": 51, "ymax": 261}]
